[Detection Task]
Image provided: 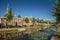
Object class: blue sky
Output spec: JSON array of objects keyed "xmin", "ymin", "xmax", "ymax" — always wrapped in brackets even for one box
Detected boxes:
[{"xmin": 0, "ymin": 0, "xmax": 55, "ymax": 20}]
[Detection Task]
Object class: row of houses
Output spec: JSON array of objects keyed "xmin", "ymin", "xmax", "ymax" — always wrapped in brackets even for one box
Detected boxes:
[
  {"xmin": 0, "ymin": 16, "xmax": 50, "ymax": 27},
  {"xmin": 0, "ymin": 5, "xmax": 50, "ymax": 28},
  {"xmin": 0, "ymin": 16, "xmax": 33, "ymax": 27}
]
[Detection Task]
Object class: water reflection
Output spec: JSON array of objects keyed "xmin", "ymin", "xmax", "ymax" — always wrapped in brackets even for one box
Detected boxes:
[
  {"xmin": 0, "ymin": 26, "xmax": 56, "ymax": 40},
  {"xmin": 32, "ymin": 27, "xmax": 56, "ymax": 40},
  {"xmin": 17, "ymin": 26, "xmax": 56, "ymax": 40},
  {"xmin": 17, "ymin": 34, "xmax": 34, "ymax": 40}
]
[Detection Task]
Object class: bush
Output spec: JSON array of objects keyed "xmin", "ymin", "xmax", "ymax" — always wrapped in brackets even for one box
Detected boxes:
[{"xmin": 55, "ymin": 27, "xmax": 60, "ymax": 38}]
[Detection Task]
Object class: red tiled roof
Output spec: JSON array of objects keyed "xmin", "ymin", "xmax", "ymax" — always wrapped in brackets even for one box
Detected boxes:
[{"xmin": 29, "ymin": 18, "xmax": 33, "ymax": 21}]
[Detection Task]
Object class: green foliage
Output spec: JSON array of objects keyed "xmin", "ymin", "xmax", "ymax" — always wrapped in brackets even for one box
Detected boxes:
[
  {"xmin": 25, "ymin": 17, "xmax": 29, "ymax": 23},
  {"xmin": 52, "ymin": 0, "xmax": 60, "ymax": 24},
  {"xmin": 52, "ymin": 0, "xmax": 60, "ymax": 37},
  {"xmin": 37, "ymin": 18, "xmax": 40, "ymax": 23},
  {"xmin": 32, "ymin": 18, "xmax": 36, "ymax": 24},
  {"xmin": 40, "ymin": 19, "xmax": 43, "ymax": 23},
  {"xmin": 6, "ymin": 8, "xmax": 13, "ymax": 22},
  {"xmin": 56, "ymin": 27, "xmax": 60, "ymax": 37}
]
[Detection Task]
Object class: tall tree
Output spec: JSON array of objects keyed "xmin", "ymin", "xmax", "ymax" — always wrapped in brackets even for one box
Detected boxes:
[
  {"xmin": 6, "ymin": 7, "xmax": 13, "ymax": 28},
  {"xmin": 7, "ymin": 7, "xmax": 13, "ymax": 22},
  {"xmin": 52, "ymin": 0, "xmax": 60, "ymax": 24},
  {"xmin": 53, "ymin": 0, "xmax": 60, "ymax": 37}
]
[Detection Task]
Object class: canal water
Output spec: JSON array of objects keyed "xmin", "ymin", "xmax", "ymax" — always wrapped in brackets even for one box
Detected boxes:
[{"xmin": 17, "ymin": 26, "xmax": 57, "ymax": 40}]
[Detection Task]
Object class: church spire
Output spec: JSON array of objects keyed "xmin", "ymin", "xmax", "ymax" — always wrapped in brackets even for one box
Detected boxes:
[
  {"xmin": 5, "ymin": 4, "xmax": 9, "ymax": 17},
  {"xmin": 6, "ymin": 4, "xmax": 9, "ymax": 14}
]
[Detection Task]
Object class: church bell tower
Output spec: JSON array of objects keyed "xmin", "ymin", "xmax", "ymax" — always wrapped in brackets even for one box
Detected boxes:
[{"xmin": 5, "ymin": 4, "xmax": 9, "ymax": 17}]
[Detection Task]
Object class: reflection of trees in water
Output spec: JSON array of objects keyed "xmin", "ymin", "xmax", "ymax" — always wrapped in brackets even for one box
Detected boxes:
[{"xmin": 18, "ymin": 34, "xmax": 34, "ymax": 40}]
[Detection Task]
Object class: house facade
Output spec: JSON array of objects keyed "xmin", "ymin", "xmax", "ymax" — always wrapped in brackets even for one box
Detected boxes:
[{"xmin": 0, "ymin": 17, "xmax": 6, "ymax": 27}]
